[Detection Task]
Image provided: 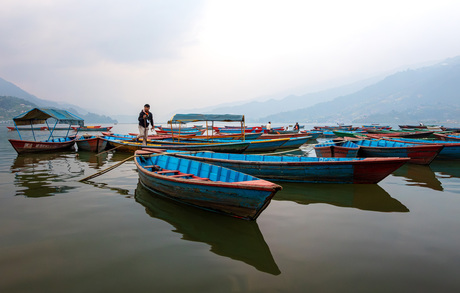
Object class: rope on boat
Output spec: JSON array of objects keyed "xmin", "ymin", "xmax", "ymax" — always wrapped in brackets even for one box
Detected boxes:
[{"xmin": 79, "ymin": 155, "xmax": 134, "ymax": 182}]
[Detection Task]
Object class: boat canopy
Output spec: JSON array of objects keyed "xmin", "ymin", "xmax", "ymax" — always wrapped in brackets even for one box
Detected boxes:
[
  {"xmin": 12, "ymin": 108, "xmax": 85, "ymax": 126},
  {"xmin": 171, "ymin": 114, "xmax": 244, "ymax": 123}
]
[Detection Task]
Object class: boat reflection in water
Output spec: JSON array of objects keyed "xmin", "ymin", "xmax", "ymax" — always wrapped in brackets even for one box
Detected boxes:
[
  {"xmin": 392, "ymin": 164, "xmax": 442, "ymax": 191},
  {"xmin": 76, "ymin": 151, "xmax": 108, "ymax": 169},
  {"xmin": 11, "ymin": 152, "xmax": 81, "ymax": 197},
  {"xmin": 274, "ymin": 183, "xmax": 409, "ymax": 213},
  {"xmin": 134, "ymin": 182, "xmax": 281, "ymax": 275},
  {"xmin": 430, "ymin": 160, "xmax": 460, "ymax": 179}
]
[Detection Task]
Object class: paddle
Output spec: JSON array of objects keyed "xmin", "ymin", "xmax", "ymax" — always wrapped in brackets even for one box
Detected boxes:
[{"xmin": 79, "ymin": 149, "xmax": 211, "ymax": 182}]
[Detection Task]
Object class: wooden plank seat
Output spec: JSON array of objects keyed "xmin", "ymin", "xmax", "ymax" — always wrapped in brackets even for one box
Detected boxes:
[
  {"xmin": 156, "ymin": 170, "xmax": 179, "ymax": 174},
  {"xmin": 170, "ymin": 173, "xmax": 194, "ymax": 178}
]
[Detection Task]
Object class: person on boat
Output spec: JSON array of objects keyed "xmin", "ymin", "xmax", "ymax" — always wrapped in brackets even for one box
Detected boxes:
[
  {"xmin": 293, "ymin": 122, "xmax": 300, "ymax": 131},
  {"xmin": 266, "ymin": 122, "xmax": 272, "ymax": 131},
  {"xmin": 137, "ymin": 104, "xmax": 154, "ymax": 145}
]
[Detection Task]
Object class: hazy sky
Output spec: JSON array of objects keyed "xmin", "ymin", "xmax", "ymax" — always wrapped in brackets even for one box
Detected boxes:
[{"xmin": 1, "ymin": 0, "xmax": 460, "ymax": 120}]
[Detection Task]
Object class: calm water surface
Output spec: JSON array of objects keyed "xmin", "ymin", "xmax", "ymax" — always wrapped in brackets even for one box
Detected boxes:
[{"xmin": 1, "ymin": 124, "xmax": 460, "ymax": 293}]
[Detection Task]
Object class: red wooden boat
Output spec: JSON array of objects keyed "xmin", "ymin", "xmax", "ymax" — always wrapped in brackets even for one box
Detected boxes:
[
  {"xmin": 71, "ymin": 125, "xmax": 113, "ymax": 131},
  {"xmin": 126, "ymin": 132, "xmax": 198, "ymax": 139},
  {"xmin": 353, "ymin": 139, "xmax": 443, "ymax": 165},
  {"xmin": 314, "ymin": 141, "xmax": 360, "ymax": 158},
  {"xmin": 76, "ymin": 135, "xmax": 108, "ymax": 152},
  {"xmin": 9, "ymin": 137, "xmax": 76, "ymax": 154},
  {"xmin": 7, "ymin": 126, "xmax": 48, "ymax": 131},
  {"xmin": 8, "ymin": 108, "xmax": 83, "ymax": 154},
  {"xmin": 259, "ymin": 133, "xmax": 312, "ymax": 139}
]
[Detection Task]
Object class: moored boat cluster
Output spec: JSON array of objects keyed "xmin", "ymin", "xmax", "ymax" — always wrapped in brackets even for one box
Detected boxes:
[{"xmin": 7, "ymin": 109, "xmax": 460, "ymax": 220}]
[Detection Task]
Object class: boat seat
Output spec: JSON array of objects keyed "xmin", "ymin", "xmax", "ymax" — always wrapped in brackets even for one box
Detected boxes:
[
  {"xmin": 156, "ymin": 170, "xmax": 179, "ymax": 174},
  {"xmin": 189, "ymin": 177, "xmax": 211, "ymax": 181},
  {"xmin": 170, "ymin": 174, "xmax": 194, "ymax": 178},
  {"xmin": 143, "ymin": 165, "xmax": 160, "ymax": 171}
]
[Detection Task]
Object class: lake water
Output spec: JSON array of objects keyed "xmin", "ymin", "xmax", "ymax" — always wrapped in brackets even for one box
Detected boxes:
[{"xmin": 1, "ymin": 124, "xmax": 460, "ymax": 293}]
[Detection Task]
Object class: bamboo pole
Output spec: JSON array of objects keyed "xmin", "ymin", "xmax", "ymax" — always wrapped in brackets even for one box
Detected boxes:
[{"xmin": 79, "ymin": 155, "xmax": 134, "ymax": 182}]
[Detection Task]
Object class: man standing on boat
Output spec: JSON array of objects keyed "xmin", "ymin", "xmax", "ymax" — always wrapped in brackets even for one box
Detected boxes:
[{"xmin": 138, "ymin": 104, "xmax": 154, "ymax": 145}]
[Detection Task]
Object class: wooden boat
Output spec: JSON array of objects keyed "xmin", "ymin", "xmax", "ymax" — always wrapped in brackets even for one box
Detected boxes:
[
  {"xmin": 433, "ymin": 133, "xmax": 460, "ymax": 141},
  {"xmin": 125, "ymin": 132, "xmax": 198, "ymax": 139},
  {"xmin": 155, "ymin": 128, "xmax": 204, "ymax": 135},
  {"xmin": 8, "ymin": 108, "xmax": 83, "ymax": 154},
  {"xmin": 259, "ymin": 133, "xmax": 313, "ymax": 139},
  {"xmin": 383, "ymin": 137, "xmax": 460, "ymax": 159},
  {"xmin": 314, "ymin": 141, "xmax": 359, "ymax": 158},
  {"xmin": 106, "ymin": 132, "xmax": 197, "ymax": 141},
  {"xmin": 76, "ymin": 135, "xmax": 108, "ymax": 152},
  {"xmin": 216, "ymin": 127, "xmax": 263, "ymax": 134},
  {"xmin": 361, "ymin": 125, "xmax": 392, "ymax": 130},
  {"xmin": 162, "ymin": 137, "xmax": 290, "ymax": 152},
  {"xmin": 353, "ymin": 139, "xmax": 443, "ymax": 165},
  {"xmin": 135, "ymin": 150, "xmax": 282, "ymax": 220},
  {"xmin": 276, "ymin": 136, "xmax": 311, "ymax": 149},
  {"xmin": 189, "ymin": 132, "xmax": 263, "ymax": 140},
  {"xmin": 7, "ymin": 126, "xmax": 48, "ymax": 131},
  {"xmin": 71, "ymin": 126, "xmax": 113, "ymax": 131},
  {"xmin": 161, "ymin": 150, "xmax": 409, "ymax": 184},
  {"xmin": 333, "ymin": 130, "xmax": 367, "ymax": 138},
  {"xmin": 365, "ymin": 130, "xmax": 435, "ymax": 139},
  {"xmin": 104, "ymin": 136, "xmax": 250, "ymax": 153},
  {"xmin": 9, "ymin": 137, "xmax": 76, "ymax": 154}
]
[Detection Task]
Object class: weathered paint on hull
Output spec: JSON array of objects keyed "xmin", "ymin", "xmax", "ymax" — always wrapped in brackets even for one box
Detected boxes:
[
  {"xmin": 8, "ymin": 138, "xmax": 75, "ymax": 154},
  {"xmin": 171, "ymin": 155, "xmax": 409, "ymax": 184},
  {"xmin": 315, "ymin": 145, "xmax": 359, "ymax": 158},
  {"xmin": 383, "ymin": 138, "xmax": 460, "ymax": 159},
  {"xmin": 106, "ymin": 139, "xmax": 250, "ymax": 153},
  {"xmin": 76, "ymin": 137, "xmax": 108, "ymax": 152},
  {"xmin": 277, "ymin": 137, "xmax": 311, "ymax": 149},
  {"xmin": 357, "ymin": 145, "xmax": 442, "ymax": 165},
  {"xmin": 136, "ymin": 164, "xmax": 280, "ymax": 221}
]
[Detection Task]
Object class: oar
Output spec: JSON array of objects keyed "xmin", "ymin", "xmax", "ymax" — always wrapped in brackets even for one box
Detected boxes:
[
  {"xmin": 79, "ymin": 150, "xmax": 209, "ymax": 182},
  {"xmin": 79, "ymin": 155, "xmax": 135, "ymax": 182}
]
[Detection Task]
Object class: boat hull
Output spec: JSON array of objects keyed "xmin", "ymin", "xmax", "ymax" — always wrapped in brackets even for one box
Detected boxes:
[
  {"xmin": 357, "ymin": 144, "xmax": 442, "ymax": 165},
  {"xmin": 135, "ymin": 153, "xmax": 281, "ymax": 220},
  {"xmin": 76, "ymin": 137, "xmax": 108, "ymax": 152},
  {"xmin": 169, "ymin": 153, "xmax": 409, "ymax": 184},
  {"xmin": 8, "ymin": 138, "xmax": 76, "ymax": 154},
  {"xmin": 106, "ymin": 137, "xmax": 250, "ymax": 153}
]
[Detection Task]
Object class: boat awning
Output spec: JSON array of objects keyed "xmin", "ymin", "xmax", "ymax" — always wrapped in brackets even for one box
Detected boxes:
[
  {"xmin": 171, "ymin": 114, "xmax": 245, "ymax": 123},
  {"xmin": 13, "ymin": 108, "xmax": 85, "ymax": 126}
]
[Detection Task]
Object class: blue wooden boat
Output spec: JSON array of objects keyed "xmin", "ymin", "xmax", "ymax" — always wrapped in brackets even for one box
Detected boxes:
[
  {"xmin": 135, "ymin": 150, "xmax": 282, "ymax": 220},
  {"xmin": 159, "ymin": 138, "xmax": 290, "ymax": 152},
  {"xmin": 277, "ymin": 136, "xmax": 311, "ymax": 149},
  {"xmin": 383, "ymin": 137, "xmax": 460, "ymax": 159},
  {"xmin": 76, "ymin": 135, "xmax": 108, "ymax": 152},
  {"xmin": 158, "ymin": 150, "xmax": 409, "ymax": 184},
  {"xmin": 314, "ymin": 141, "xmax": 359, "ymax": 158},
  {"xmin": 103, "ymin": 136, "xmax": 250, "ymax": 153},
  {"xmin": 353, "ymin": 139, "xmax": 443, "ymax": 165},
  {"xmin": 434, "ymin": 133, "xmax": 460, "ymax": 142}
]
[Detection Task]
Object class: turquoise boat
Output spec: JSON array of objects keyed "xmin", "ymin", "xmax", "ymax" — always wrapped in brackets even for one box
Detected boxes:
[
  {"xmin": 156, "ymin": 150, "xmax": 409, "ymax": 184},
  {"xmin": 135, "ymin": 150, "xmax": 282, "ymax": 220}
]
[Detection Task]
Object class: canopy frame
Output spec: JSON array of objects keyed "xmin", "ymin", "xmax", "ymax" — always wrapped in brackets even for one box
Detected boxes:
[
  {"xmin": 12, "ymin": 108, "xmax": 84, "ymax": 141},
  {"xmin": 169, "ymin": 113, "xmax": 245, "ymax": 142}
]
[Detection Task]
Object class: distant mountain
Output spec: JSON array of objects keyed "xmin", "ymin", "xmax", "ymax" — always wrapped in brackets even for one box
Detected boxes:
[
  {"xmin": 0, "ymin": 96, "xmax": 36, "ymax": 121},
  {"xmin": 259, "ymin": 56, "xmax": 460, "ymax": 124},
  {"xmin": 190, "ymin": 76, "xmax": 384, "ymax": 121},
  {"xmin": 0, "ymin": 77, "xmax": 117, "ymax": 123}
]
